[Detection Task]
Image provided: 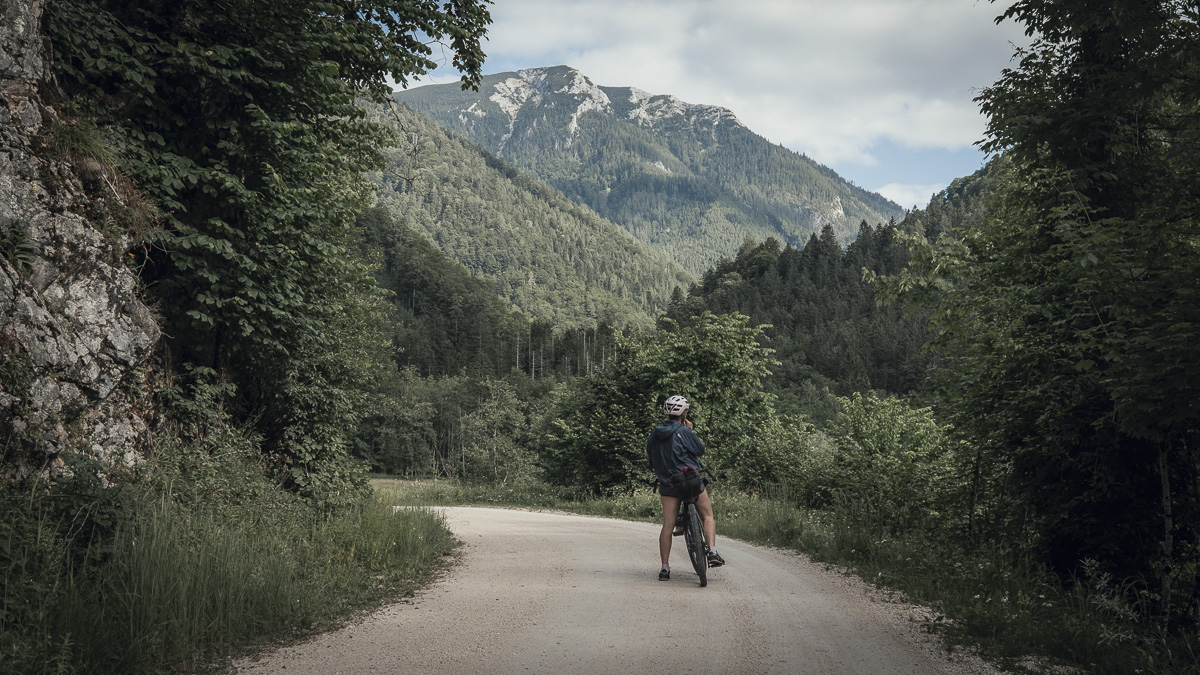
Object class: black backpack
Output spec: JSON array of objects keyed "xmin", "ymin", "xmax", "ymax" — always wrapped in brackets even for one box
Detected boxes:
[{"xmin": 668, "ymin": 465, "xmax": 704, "ymax": 500}]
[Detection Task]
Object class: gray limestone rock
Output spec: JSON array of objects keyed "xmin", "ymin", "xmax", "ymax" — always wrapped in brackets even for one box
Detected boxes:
[{"xmin": 1, "ymin": 0, "xmax": 161, "ymax": 477}]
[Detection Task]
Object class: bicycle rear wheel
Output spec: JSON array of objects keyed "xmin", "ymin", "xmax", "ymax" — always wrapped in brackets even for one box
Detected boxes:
[{"xmin": 683, "ymin": 502, "xmax": 708, "ymax": 587}]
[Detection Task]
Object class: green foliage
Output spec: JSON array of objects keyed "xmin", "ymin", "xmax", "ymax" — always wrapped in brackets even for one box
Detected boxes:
[
  {"xmin": 975, "ymin": 0, "xmax": 1200, "ymax": 445},
  {"xmin": 358, "ymin": 205, "xmax": 632, "ymax": 382},
  {"xmin": 872, "ymin": 0, "xmax": 1200, "ymax": 635},
  {"xmin": 358, "ymin": 205, "xmax": 521, "ymax": 377},
  {"xmin": 896, "ymin": 162, "xmax": 1001, "ymax": 241},
  {"xmin": 33, "ymin": 106, "xmax": 165, "ymax": 249},
  {"xmin": 0, "ymin": 410, "xmax": 455, "ymax": 675},
  {"xmin": 457, "ymin": 379, "xmax": 540, "ymax": 483},
  {"xmin": 352, "ymin": 201, "xmax": 665, "ymax": 483},
  {"xmin": 45, "ymin": 0, "xmax": 492, "ymax": 501},
  {"xmin": 539, "ymin": 312, "xmax": 779, "ymax": 491},
  {"xmin": 43, "ymin": 115, "xmax": 117, "ymax": 177},
  {"xmin": 824, "ymin": 393, "xmax": 957, "ymax": 533},
  {"xmin": 663, "ymin": 223, "xmax": 935, "ymax": 416},
  {"xmin": 0, "ymin": 223, "xmax": 37, "ymax": 274},
  {"xmin": 356, "ymin": 368, "xmax": 549, "ymax": 483},
  {"xmin": 0, "ymin": 328, "xmax": 35, "ymax": 410}
]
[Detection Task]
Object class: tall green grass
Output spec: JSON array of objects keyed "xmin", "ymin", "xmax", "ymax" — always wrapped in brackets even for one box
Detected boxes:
[
  {"xmin": 719, "ymin": 491, "xmax": 1200, "ymax": 675},
  {"xmin": 376, "ymin": 477, "xmax": 1200, "ymax": 675},
  {"xmin": 2, "ymin": 489, "xmax": 455, "ymax": 675}
]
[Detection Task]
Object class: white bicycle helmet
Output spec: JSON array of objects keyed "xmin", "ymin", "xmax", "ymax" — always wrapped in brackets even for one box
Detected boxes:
[{"xmin": 662, "ymin": 395, "xmax": 690, "ymax": 416}]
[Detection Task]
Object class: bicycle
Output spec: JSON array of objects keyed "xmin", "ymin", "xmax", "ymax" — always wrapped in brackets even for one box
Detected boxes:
[
  {"xmin": 675, "ymin": 488, "xmax": 710, "ymax": 587},
  {"xmin": 660, "ymin": 466, "xmax": 713, "ymax": 587}
]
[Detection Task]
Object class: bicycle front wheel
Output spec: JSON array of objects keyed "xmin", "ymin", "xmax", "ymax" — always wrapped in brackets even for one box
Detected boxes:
[{"xmin": 683, "ymin": 503, "xmax": 708, "ymax": 587}]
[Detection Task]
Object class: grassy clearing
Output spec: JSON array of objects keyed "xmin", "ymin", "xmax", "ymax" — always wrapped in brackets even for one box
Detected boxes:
[
  {"xmin": 2, "ymin": 484, "xmax": 456, "ymax": 675},
  {"xmin": 372, "ymin": 477, "xmax": 662, "ymax": 520},
  {"xmin": 374, "ymin": 477, "xmax": 1199, "ymax": 675}
]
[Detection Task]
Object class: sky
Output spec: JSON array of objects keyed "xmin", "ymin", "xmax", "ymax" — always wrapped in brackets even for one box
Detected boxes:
[{"xmin": 408, "ymin": 0, "xmax": 1031, "ymax": 210}]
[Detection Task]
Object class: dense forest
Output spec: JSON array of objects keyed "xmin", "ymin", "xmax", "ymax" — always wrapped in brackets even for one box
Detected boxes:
[
  {"xmin": 878, "ymin": 0, "xmax": 1200, "ymax": 609},
  {"xmin": 356, "ymin": 205, "xmax": 624, "ymax": 381},
  {"xmin": 351, "ymin": 204, "xmax": 628, "ymax": 478},
  {"xmin": 662, "ymin": 221, "xmax": 933, "ymax": 414},
  {"xmin": 3, "ymin": 1, "xmax": 1198, "ymax": 674}
]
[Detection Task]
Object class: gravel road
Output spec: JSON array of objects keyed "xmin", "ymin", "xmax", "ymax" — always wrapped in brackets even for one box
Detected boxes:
[{"xmin": 234, "ymin": 507, "xmax": 1001, "ymax": 675}]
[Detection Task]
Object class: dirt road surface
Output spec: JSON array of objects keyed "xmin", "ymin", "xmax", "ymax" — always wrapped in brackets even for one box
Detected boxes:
[{"xmin": 234, "ymin": 507, "xmax": 1000, "ymax": 675}]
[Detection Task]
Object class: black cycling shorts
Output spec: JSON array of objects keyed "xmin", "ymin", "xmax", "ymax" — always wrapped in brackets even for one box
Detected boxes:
[{"xmin": 658, "ymin": 481, "xmax": 706, "ymax": 499}]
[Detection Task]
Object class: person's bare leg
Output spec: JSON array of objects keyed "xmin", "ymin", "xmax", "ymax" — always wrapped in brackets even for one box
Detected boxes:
[
  {"xmin": 695, "ymin": 490, "xmax": 716, "ymax": 551},
  {"xmin": 659, "ymin": 495, "xmax": 681, "ymax": 566}
]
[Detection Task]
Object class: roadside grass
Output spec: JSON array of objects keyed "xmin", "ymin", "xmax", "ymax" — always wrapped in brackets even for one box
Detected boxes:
[
  {"xmin": 2, "ymin": 478, "xmax": 456, "ymax": 675},
  {"xmin": 373, "ymin": 477, "xmax": 662, "ymax": 520},
  {"xmin": 374, "ymin": 476, "xmax": 1199, "ymax": 675}
]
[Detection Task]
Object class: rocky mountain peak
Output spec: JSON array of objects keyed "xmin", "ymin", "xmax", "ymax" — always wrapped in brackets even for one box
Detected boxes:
[
  {"xmin": 394, "ymin": 64, "xmax": 903, "ymax": 274},
  {"xmin": 482, "ymin": 65, "xmax": 743, "ymax": 139}
]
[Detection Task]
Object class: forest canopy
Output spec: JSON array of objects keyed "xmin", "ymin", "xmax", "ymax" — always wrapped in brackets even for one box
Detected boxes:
[{"xmin": 45, "ymin": 0, "xmax": 492, "ymax": 502}]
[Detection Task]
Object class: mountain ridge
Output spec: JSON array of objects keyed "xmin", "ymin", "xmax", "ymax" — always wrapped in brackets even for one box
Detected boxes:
[
  {"xmin": 366, "ymin": 100, "xmax": 693, "ymax": 329},
  {"xmin": 395, "ymin": 65, "xmax": 905, "ymax": 274}
]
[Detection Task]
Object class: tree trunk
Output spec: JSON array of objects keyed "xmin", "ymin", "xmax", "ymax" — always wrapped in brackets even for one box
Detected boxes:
[
  {"xmin": 968, "ymin": 445, "xmax": 984, "ymax": 545},
  {"xmin": 1187, "ymin": 441, "xmax": 1200, "ymax": 642},
  {"xmin": 1158, "ymin": 444, "xmax": 1173, "ymax": 634}
]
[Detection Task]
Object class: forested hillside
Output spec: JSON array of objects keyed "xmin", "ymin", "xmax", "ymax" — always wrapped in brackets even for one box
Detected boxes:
[
  {"xmin": 662, "ymin": 222, "xmax": 933, "ymax": 415},
  {"xmin": 4, "ymin": 2, "xmax": 1198, "ymax": 674},
  {"xmin": 395, "ymin": 66, "xmax": 904, "ymax": 274},
  {"xmin": 366, "ymin": 101, "xmax": 693, "ymax": 327}
]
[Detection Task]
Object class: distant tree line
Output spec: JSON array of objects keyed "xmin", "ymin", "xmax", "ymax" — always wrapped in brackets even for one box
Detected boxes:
[{"xmin": 662, "ymin": 221, "xmax": 935, "ymax": 416}]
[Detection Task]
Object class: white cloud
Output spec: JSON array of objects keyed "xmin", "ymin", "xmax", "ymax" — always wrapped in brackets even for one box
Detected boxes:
[
  {"xmin": 407, "ymin": 0, "xmax": 1029, "ymax": 189},
  {"xmin": 875, "ymin": 182, "xmax": 946, "ymax": 211},
  {"xmin": 463, "ymin": 0, "xmax": 1027, "ymax": 169}
]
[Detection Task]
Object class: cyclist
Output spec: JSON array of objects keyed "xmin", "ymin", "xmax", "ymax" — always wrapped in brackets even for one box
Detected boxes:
[{"xmin": 647, "ymin": 395, "xmax": 724, "ymax": 580}]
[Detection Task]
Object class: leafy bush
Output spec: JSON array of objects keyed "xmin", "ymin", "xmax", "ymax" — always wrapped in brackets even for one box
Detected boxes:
[
  {"xmin": 821, "ymin": 393, "xmax": 957, "ymax": 533},
  {"xmin": 1, "ymin": 439, "xmax": 454, "ymax": 675},
  {"xmin": 538, "ymin": 311, "xmax": 779, "ymax": 491}
]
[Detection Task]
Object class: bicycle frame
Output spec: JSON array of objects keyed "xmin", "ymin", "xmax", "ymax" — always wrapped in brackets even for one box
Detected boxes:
[{"xmin": 677, "ymin": 493, "xmax": 709, "ymax": 587}]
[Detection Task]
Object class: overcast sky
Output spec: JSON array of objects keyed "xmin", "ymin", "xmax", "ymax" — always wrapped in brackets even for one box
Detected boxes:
[{"xmin": 410, "ymin": 0, "xmax": 1030, "ymax": 210}]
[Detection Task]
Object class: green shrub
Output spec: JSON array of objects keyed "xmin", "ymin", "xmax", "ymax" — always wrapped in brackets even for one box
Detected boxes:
[
  {"xmin": 538, "ymin": 312, "xmax": 778, "ymax": 492},
  {"xmin": 1, "ymin": 434, "xmax": 455, "ymax": 675},
  {"xmin": 0, "ymin": 224, "xmax": 37, "ymax": 274},
  {"xmin": 817, "ymin": 393, "xmax": 958, "ymax": 533}
]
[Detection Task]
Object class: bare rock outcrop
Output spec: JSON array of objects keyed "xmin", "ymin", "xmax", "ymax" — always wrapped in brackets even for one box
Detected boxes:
[{"xmin": 1, "ymin": 0, "xmax": 161, "ymax": 478}]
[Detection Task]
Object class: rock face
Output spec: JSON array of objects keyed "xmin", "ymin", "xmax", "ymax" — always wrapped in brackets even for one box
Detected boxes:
[{"xmin": 1, "ymin": 0, "xmax": 161, "ymax": 477}]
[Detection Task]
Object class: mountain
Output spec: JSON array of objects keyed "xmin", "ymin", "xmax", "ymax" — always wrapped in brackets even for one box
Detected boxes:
[
  {"xmin": 394, "ymin": 65, "xmax": 905, "ymax": 275},
  {"xmin": 364, "ymin": 101, "xmax": 694, "ymax": 328}
]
